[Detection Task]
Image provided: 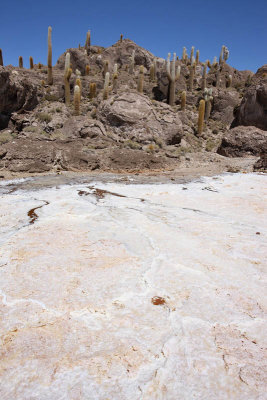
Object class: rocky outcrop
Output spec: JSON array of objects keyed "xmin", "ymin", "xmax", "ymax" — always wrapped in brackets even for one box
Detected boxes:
[
  {"xmin": 231, "ymin": 65, "xmax": 267, "ymax": 130},
  {"xmin": 97, "ymin": 92, "xmax": 184, "ymax": 144},
  {"xmin": 217, "ymin": 126, "xmax": 267, "ymax": 157},
  {"xmin": 0, "ymin": 67, "xmax": 41, "ymax": 128},
  {"xmin": 211, "ymin": 88, "xmax": 241, "ymax": 125}
]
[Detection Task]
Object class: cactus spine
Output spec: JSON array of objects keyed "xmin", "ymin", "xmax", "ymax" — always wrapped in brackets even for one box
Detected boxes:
[
  {"xmin": 103, "ymin": 72, "xmax": 110, "ymax": 99},
  {"xmin": 202, "ymin": 63, "xmax": 207, "ymax": 91},
  {"xmin": 85, "ymin": 30, "xmax": 91, "ymax": 55},
  {"xmin": 189, "ymin": 64, "xmax": 195, "ymax": 91},
  {"xmin": 181, "ymin": 91, "xmax": 186, "ymax": 110},
  {"xmin": 29, "ymin": 56, "xmax": 34, "ymax": 69},
  {"xmin": 74, "ymin": 85, "xmax": 80, "ymax": 115},
  {"xmin": 137, "ymin": 65, "xmax": 144, "ymax": 93},
  {"xmin": 204, "ymin": 88, "xmax": 213, "ymax": 120},
  {"xmin": 129, "ymin": 50, "xmax": 135, "ymax": 74},
  {"xmin": 47, "ymin": 26, "xmax": 53, "ymax": 85},
  {"xmin": 19, "ymin": 56, "xmax": 23, "ymax": 68},
  {"xmin": 0, "ymin": 49, "xmax": 3, "ymax": 66},
  {"xmin": 198, "ymin": 99, "xmax": 205, "ymax": 135},
  {"xmin": 166, "ymin": 53, "xmax": 180, "ymax": 106}
]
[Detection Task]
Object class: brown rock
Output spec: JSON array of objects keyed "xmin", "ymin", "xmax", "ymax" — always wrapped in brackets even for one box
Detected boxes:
[
  {"xmin": 217, "ymin": 126, "xmax": 267, "ymax": 157},
  {"xmin": 231, "ymin": 65, "xmax": 267, "ymax": 130},
  {"xmin": 97, "ymin": 92, "xmax": 183, "ymax": 144}
]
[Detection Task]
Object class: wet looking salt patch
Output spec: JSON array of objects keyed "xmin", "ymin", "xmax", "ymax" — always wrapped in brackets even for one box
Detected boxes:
[{"xmin": 0, "ymin": 173, "xmax": 266, "ymax": 400}]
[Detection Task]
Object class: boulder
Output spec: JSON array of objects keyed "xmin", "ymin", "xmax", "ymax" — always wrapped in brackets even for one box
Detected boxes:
[
  {"xmin": 211, "ymin": 88, "xmax": 241, "ymax": 125},
  {"xmin": 0, "ymin": 67, "xmax": 40, "ymax": 128},
  {"xmin": 217, "ymin": 126, "xmax": 267, "ymax": 157},
  {"xmin": 231, "ymin": 65, "xmax": 267, "ymax": 130},
  {"xmin": 96, "ymin": 92, "xmax": 183, "ymax": 144}
]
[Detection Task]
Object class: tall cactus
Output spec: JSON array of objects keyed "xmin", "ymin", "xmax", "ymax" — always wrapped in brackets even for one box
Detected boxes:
[
  {"xmin": 47, "ymin": 26, "xmax": 53, "ymax": 85},
  {"xmin": 189, "ymin": 64, "xmax": 195, "ymax": 91},
  {"xmin": 219, "ymin": 45, "xmax": 225, "ymax": 65},
  {"xmin": 19, "ymin": 56, "xmax": 23, "ymax": 68},
  {"xmin": 215, "ymin": 64, "xmax": 221, "ymax": 87},
  {"xmin": 74, "ymin": 85, "xmax": 80, "ymax": 115},
  {"xmin": 89, "ymin": 83, "xmax": 96, "ymax": 99},
  {"xmin": 182, "ymin": 47, "xmax": 187, "ymax": 63},
  {"xmin": 227, "ymin": 74, "xmax": 232, "ymax": 88},
  {"xmin": 190, "ymin": 46, "xmax": 195, "ymax": 64},
  {"xmin": 29, "ymin": 56, "xmax": 34, "ymax": 69},
  {"xmin": 223, "ymin": 47, "xmax": 229, "ymax": 62},
  {"xmin": 64, "ymin": 68, "xmax": 72, "ymax": 105},
  {"xmin": 150, "ymin": 64, "xmax": 155, "ymax": 81},
  {"xmin": 202, "ymin": 63, "xmax": 207, "ymax": 91},
  {"xmin": 103, "ymin": 72, "xmax": 110, "ymax": 100},
  {"xmin": 120, "ymin": 34, "xmax": 123, "ymax": 42},
  {"xmin": 204, "ymin": 88, "xmax": 213, "ymax": 120},
  {"xmin": 85, "ymin": 30, "xmax": 91, "ymax": 55},
  {"xmin": 113, "ymin": 63, "xmax": 118, "ymax": 93},
  {"xmin": 166, "ymin": 53, "xmax": 180, "ymax": 106},
  {"xmin": 103, "ymin": 60, "xmax": 109, "ymax": 77},
  {"xmin": 137, "ymin": 65, "xmax": 144, "ymax": 93},
  {"xmin": 0, "ymin": 49, "xmax": 3, "ymax": 66},
  {"xmin": 198, "ymin": 99, "xmax": 205, "ymax": 135},
  {"xmin": 129, "ymin": 50, "xmax": 135, "ymax": 74},
  {"xmin": 196, "ymin": 50, "xmax": 200, "ymax": 64},
  {"xmin": 181, "ymin": 91, "xmax": 186, "ymax": 111}
]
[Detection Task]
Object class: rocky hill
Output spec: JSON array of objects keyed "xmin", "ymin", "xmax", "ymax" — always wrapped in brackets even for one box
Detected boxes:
[{"xmin": 0, "ymin": 34, "xmax": 266, "ymax": 175}]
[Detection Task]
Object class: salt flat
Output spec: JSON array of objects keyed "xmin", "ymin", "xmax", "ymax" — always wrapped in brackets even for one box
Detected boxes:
[{"xmin": 0, "ymin": 173, "xmax": 266, "ymax": 400}]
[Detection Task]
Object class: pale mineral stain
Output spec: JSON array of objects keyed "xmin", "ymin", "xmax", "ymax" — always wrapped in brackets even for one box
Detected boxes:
[{"xmin": 0, "ymin": 173, "xmax": 266, "ymax": 400}]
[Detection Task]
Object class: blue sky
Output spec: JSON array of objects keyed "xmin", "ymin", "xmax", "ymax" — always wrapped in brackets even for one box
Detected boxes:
[{"xmin": 1, "ymin": 0, "xmax": 266, "ymax": 72}]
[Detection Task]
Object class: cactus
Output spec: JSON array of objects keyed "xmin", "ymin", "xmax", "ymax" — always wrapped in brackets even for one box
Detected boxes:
[
  {"xmin": 47, "ymin": 26, "xmax": 53, "ymax": 85},
  {"xmin": 65, "ymin": 52, "xmax": 70, "ymax": 71},
  {"xmin": 29, "ymin": 56, "xmax": 34, "ymax": 69},
  {"xmin": 41, "ymin": 80, "xmax": 45, "ymax": 87},
  {"xmin": 190, "ymin": 46, "xmax": 195, "ymax": 64},
  {"xmin": 227, "ymin": 74, "xmax": 232, "ymax": 88},
  {"xmin": 76, "ymin": 77, "xmax": 82, "ymax": 99},
  {"xmin": 182, "ymin": 47, "xmax": 187, "ymax": 63},
  {"xmin": 85, "ymin": 30, "xmax": 91, "ymax": 55},
  {"xmin": 0, "ymin": 49, "xmax": 3, "ymax": 66},
  {"xmin": 224, "ymin": 47, "xmax": 229, "ymax": 62},
  {"xmin": 150, "ymin": 64, "xmax": 155, "ymax": 81},
  {"xmin": 103, "ymin": 72, "xmax": 110, "ymax": 99},
  {"xmin": 189, "ymin": 64, "xmax": 195, "ymax": 91},
  {"xmin": 181, "ymin": 91, "xmax": 186, "ymax": 110},
  {"xmin": 212, "ymin": 56, "xmax": 217, "ymax": 66},
  {"xmin": 19, "ymin": 56, "xmax": 23, "ymax": 68},
  {"xmin": 85, "ymin": 65, "xmax": 90, "ymax": 75},
  {"xmin": 215, "ymin": 64, "xmax": 221, "ymax": 87},
  {"xmin": 207, "ymin": 60, "xmax": 211, "ymax": 69},
  {"xmin": 219, "ymin": 45, "xmax": 225, "ymax": 65},
  {"xmin": 89, "ymin": 82, "xmax": 96, "ymax": 99},
  {"xmin": 198, "ymin": 99, "xmax": 205, "ymax": 135},
  {"xmin": 196, "ymin": 50, "xmax": 200, "ymax": 64},
  {"xmin": 64, "ymin": 68, "xmax": 72, "ymax": 105},
  {"xmin": 166, "ymin": 53, "xmax": 180, "ymax": 106},
  {"xmin": 202, "ymin": 63, "xmax": 207, "ymax": 91},
  {"xmin": 74, "ymin": 85, "xmax": 80, "ymax": 115},
  {"xmin": 113, "ymin": 63, "xmax": 118, "ymax": 93},
  {"xmin": 137, "ymin": 65, "xmax": 144, "ymax": 93},
  {"xmin": 120, "ymin": 34, "xmax": 123, "ymax": 42},
  {"xmin": 103, "ymin": 60, "xmax": 109, "ymax": 77},
  {"xmin": 204, "ymin": 88, "xmax": 213, "ymax": 120},
  {"xmin": 129, "ymin": 50, "xmax": 135, "ymax": 74},
  {"xmin": 38, "ymin": 62, "xmax": 42, "ymax": 69}
]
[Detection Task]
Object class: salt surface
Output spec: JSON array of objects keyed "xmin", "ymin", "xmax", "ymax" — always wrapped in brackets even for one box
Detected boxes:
[{"xmin": 0, "ymin": 173, "xmax": 266, "ymax": 399}]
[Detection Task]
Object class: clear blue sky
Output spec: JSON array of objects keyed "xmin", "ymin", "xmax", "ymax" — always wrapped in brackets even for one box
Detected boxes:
[{"xmin": 1, "ymin": 0, "xmax": 266, "ymax": 72}]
